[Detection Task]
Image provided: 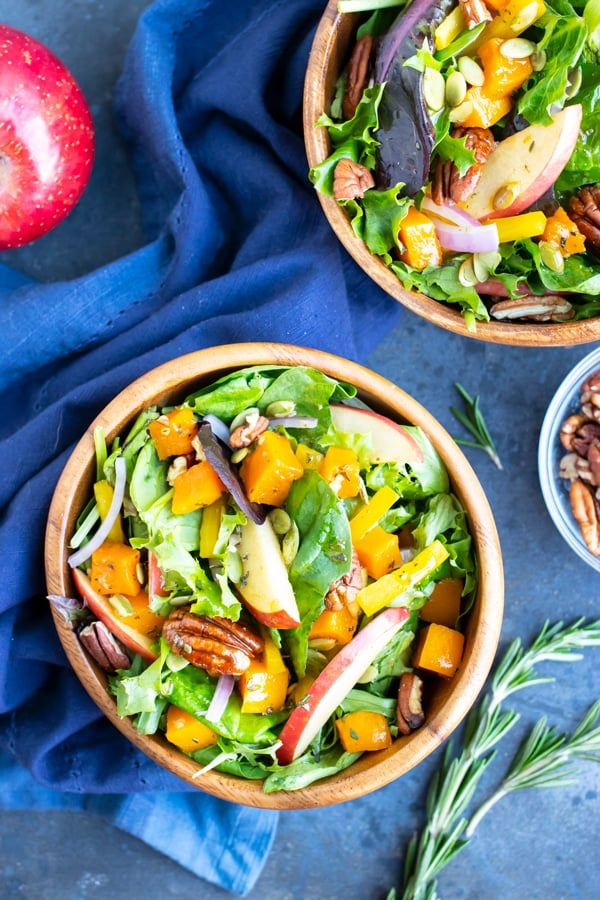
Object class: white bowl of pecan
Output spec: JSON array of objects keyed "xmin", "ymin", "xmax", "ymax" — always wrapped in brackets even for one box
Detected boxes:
[
  {"xmin": 45, "ymin": 342, "xmax": 503, "ymax": 809},
  {"xmin": 539, "ymin": 345, "xmax": 600, "ymax": 571},
  {"xmin": 304, "ymin": 1, "xmax": 600, "ymax": 347}
]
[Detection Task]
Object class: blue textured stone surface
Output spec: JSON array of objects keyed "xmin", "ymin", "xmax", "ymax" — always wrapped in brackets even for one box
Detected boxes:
[{"xmin": 0, "ymin": 2, "xmax": 598, "ymax": 898}]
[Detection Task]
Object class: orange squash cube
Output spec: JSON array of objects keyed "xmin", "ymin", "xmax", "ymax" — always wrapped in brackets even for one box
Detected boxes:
[
  {"xmin": 413, "ymin": 622, "xmax": 465, "ymax": 678},
  {"xmin": 399, "ymin": 206, "xmax": 442, "ymax": 271},
  {"xmin": 239, "ymin": 430, "xmax": 304, "ymax": 506},
  {"xmin": 459, "ymin": 86, "xmax": 512, "ymax": 129},
  {"xmin": 90, "ymin": 542, "xmax": 141, "ymax": 596},
  {"xmin": 165, "ymin": 705, "xmax": 219, "ymax": 753},
  {"xmin": 295, "ymin": 443, "xmax": 323, "ymax": 470},
  {"xmin": 171, "ymin": 460, "xmax": 225, "ymax": 515},
  {"xmin": 542, "ymin": 206, "xmax": 586, "ymax": 257},
  {"xmin": 420, "ymin": 578, "xmax": 463, "ymax": 628},
  {"xmin": 111, "ymin": 588, "xmax": 167, "ymax": 639},
  {"xmin": 309, "ymin": 606, "xmax": 358, "ymax": 646},
  {"xmin": 238, "ymin": 635, "xmax": 289, "ymax": 714},
  {"xmin": 148, "ymin": 407, "xmax": 198, "ymax": 460},
  {"xmin": 477, "ymin": 37, "xmax": 533, "ymax": 98},
  {"xmin": 354, "ymin": 525, "xmax": 402, "ymax": 580},
  {"xmin": 336, "ymin": 710, "xmax": 392, "ymax": 752}
]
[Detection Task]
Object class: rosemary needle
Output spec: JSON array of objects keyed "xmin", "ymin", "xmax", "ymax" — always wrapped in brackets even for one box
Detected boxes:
[
  {"xmin": 450, "ymin": 382, "xmax": 503, "ymax": 470},
  {"xmin": 396, "ymin": 618, "xmax": 600, "ymax": 900}
]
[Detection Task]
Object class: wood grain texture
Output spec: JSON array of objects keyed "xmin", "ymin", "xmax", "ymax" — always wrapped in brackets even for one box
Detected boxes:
[
  {"xmin": 45, "ymin": 342, "xmax": 504, "ymax": 809},
  {"xmin": 303, "ymin": 1, "xmax": 600, "ymax": 347}
]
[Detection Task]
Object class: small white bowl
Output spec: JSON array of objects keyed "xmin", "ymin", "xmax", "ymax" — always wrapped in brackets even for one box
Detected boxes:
[{"xmin": 538, "ymin": 345, "xmax": 600, "ymax": 572}]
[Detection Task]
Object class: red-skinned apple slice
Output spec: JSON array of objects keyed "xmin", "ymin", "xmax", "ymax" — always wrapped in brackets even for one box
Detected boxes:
[
  {"xmin": 237, "ymin": 516, "xmax": 301, "ymax": 629},
  {"xmin": 277, "ymin": 605, "xmax": 409, "ymax": 764},
  {"xmin": 461, "ymin": 105, "xmax": 582, "ymax": 221},
  {"xmin": 71, "ymin": 568, "xmax": 158, "ymax": 661},
  {"xmin": 330, "ymin": 404, "xmax": 423, "ymax": 465}
]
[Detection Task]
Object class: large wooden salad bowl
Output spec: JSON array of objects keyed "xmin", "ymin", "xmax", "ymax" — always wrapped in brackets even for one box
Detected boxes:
[
  {"xmin": 304, "ymin": 1, "xmax": 600, "ymax": 347},
  {"xmin": 45, "ymin": 343, "xmax": 503, "ymax": 809}
]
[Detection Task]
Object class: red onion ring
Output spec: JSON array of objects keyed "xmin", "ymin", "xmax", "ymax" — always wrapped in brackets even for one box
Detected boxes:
[
  {"xmin": 204, "ymin": 673, "xmax": 235, "ymax": 723},
  {"xmin": 68, "ymin": 455, "xmax": 127, "ymax": 568}
]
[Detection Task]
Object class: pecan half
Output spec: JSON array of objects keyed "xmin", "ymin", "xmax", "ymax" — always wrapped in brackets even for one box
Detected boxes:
[
  {"xmin": 162, "ymin": 609, "xmax": 264, "ymax": 676},
  {"xmin": 325, "ymin": 547, "xmax": 367, "ymax": 615},
  {"xmin": 431, "ymin": 127, "xmax": 494, "ymax": 205},
  {"xmin": 333, "ymin": 158, "xmax": 375, "ymax": 201},
  {"xmin": 229, "ymin": 413, "xmax": 269, "ymax": 448},
  {"xmin": 396, "ymin": 672, "xmax": 425, "ymax": 735},
  {"xmin": 342, "ymin": 35, "xmax": 373, "ymax": 121},
  {"xmin": 490, "ymin": 295, "xmax": 574, "ymax": 322},
  {"xmin": 568, "ymin": 186, "xmax": 600, "ymax": 255},
  {"xmin": 459, "ymin": 0, "xmax": 492, "ymax": 28},
  {"xmin": 559, "ymin": 414, "xmax": 588, "ymax": 451},
  {"xmin": 79, "ymin": 621, "xmax": 131, "ymax": 673},
  {"xmin": 569, "ymin": 479, "xmax": 600, "ymax": 555}
]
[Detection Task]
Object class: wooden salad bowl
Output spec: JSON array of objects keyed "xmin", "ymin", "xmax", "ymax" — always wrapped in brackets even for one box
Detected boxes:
[
  {"xmin": 303, "ymin": 1, "xmax": 600, "ymax": 347},
  {"xmin": 45, "ymin": 342, "xmax": 504, "ymax": 809}
]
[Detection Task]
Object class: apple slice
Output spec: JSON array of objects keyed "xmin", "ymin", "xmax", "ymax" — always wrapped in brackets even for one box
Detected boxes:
[
  {"xmin": 330, "ymin": 404, "xmax": 423, "ymax": 466},
  {"xmin": 237, "ymin": 516, "xmax": 301, "ymax": 629},
  {"xmin": 71, "ymin": 568, "xmax": 159, "ymax": 661},
  {"xmin": 461, "ymin": 105, "xmax": 582, "ymax": 221},
  {"xmin": 276, "ymin": 605, "xmax": 409, "ymax": 764}
]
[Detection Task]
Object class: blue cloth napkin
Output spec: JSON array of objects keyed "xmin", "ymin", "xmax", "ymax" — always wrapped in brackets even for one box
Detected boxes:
[{"xmin": 0, "ymin": 0, "xmax": 400, "ymax": 893}]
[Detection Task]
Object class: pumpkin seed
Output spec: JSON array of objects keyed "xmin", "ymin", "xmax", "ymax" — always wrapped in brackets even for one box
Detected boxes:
[
  {"xmin": 230, "ymin": 447, "xmax": 249, "ymax": 464},
  {"xmin": 458, "ymin": 257, "xmax": 478, "ymax": 287},
  {"xmin": 530, "ymin": 49, "xmax": 547, "ymax": 71},
  {"xmin": 423, "ymin": 66, "xmax": 446, "ymax": 111},
  {"xmin": 493, "ymin": 182, "xmax": 519, "ymax": 211},
  {"xmin": 445, "ymin": 70, "xmax": 467, "ymax": 107},
  {"xmin": 472, "ymin": 250, "xmax": 501, "ymax": 283},
  {"xmin": 500, "ymin": 37, "xmax": 535, "ymax": 58},
  {"xmin": 448, "ymin": 99, "xmax": 474, "ymax": 124},
  {"xmin": 539, "ymin": 240, "xmax": 565, "ymax": 273},
  {"xmin": 458, "ymin": 56, "xmax": 485, "ymax": 87},
  {"xmin": 266, "ymin": 400, "xmax": 295, "ymax": 418},
  {"xmin": 282, "ymin": 521, "xmax": 300, "ymax": 566},
  {"xmin": 565, "ymin": 67, "xmax": 582, "ymax": 99},
  {"xmin": 511, "ymin": 2, "xmax": 540, "ymax": 32},
  {"xmin": 268, "ymin": 508, "xmax": 292, "ymax": 535},
  {"xmin": 230, "ymin": 407, "xmax": 260, "ymax": 431}
]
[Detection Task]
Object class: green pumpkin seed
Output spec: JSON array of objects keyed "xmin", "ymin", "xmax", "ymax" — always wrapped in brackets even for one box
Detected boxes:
[
  {"xmin": 445, "ymin": 70, "xmax": 468, "ymax": 108},
  {"xmin": 423, "ymin": 66, "xmax": 446, "ymax": 111},
  {"xmin": 458, "ymin": 56, "xmax": 485, "ymax": 87},
  {"xmin": 500, "ymin": 37, "xmax": 535, "ymax": 58},
  {"xmin": 458, "ymin": 257, "xmax": 478, "ymax": 287},
  {"xmin": 539, "ymin": 241, "xmax": 565, "ymax": 273}
]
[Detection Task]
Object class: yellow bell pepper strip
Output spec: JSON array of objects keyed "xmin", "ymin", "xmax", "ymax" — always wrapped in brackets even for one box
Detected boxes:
[
  {"xmin": 413, "ymin": 622, "xmax": 465, "ymax": 678},
  {"xmin": 349, "ymin": 485, "xmax": 400, "ymax": 543},
  {"xmin": 199, "ymin": 496, "xmax": 225, "ymax": 558},
  {"xmin": 353, "ymin": 525, "xmax": 402, "ymax": 581},
  {"xmin": 239, "ymin": 430, "xmax": 304, "ymax": 507},
  {"xmin": 541, "ymin": 207, "xmax": 586, "ymax": 257},
  {"xmin": 165, "ymin": 705, "xmax": 219, "ymax": 753},
  {"xmin": 494, "ymin": 211, "xmax": 547, "ymax": 243},
  {"xmin": 93, "ymin": 479, "xmax": 126, "ymax": 543},
  {"xmin": 238, "ymin": 633, "xmax": 290, "ymax": 714},
  {"xmin": 335, "ymin": 710, "xmax": 392, "ymax": 753},
  {"xmin": 357, "ymin": 540, "xmax": 449, "ymax": 617},
  {"xmin": 434, "ymin": 5, "xmax": 466, "ymax": 51},
  {"xmin": 90, "ymin": 541, "xmax": 142, "ymax": 596}
]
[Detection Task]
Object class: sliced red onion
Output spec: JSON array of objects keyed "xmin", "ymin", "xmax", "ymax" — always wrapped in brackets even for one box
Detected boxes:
[
  {"xmin": 434, "ymin": 219, "xmax": 499, "ymax": 253},
  {"xmin": 421, "ymin": 196, "xmax": 483, "ymax": 228},
  {"xmin": 268, "ymin": 416, "xmax": 318, "ymax": 429},
  {"xmin": 204, "ymin": 673, "xmax": 235, "ymax": 723},
  {"xmin": 201, "ymin": 413, "xmax": 231, "ymax": 446},
  {"xmin": 68, "ymin": 455, "xmax": 127, "ymax": 568}
]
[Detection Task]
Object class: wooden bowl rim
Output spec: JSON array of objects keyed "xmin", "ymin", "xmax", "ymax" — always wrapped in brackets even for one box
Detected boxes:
[
  {"xmin": 303, "ymin": 1, "xmax": 600, "ymax": 348},
  {"xmin": 45, "ymin": 341, "xmax": 504, "ymax": 809}
]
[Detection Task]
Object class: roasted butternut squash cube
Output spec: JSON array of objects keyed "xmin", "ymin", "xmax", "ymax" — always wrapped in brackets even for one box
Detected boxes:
[
  {"xmin": 413, "ymin": 622, "xmax": 465, "ymax": 678},
  {"xmin": 165, "ymin": 705, "xmax": 218, "ymax": 753},
  {"xmin": 336, "ymin": 710, "xmax": 392, "ymax": 752},
  {"xmin": 90, "ymin": 542, "xmax": 141, "ymax": 596},
  {"xmin": 171, "ymin": 460, "xmax": 225, "ymax": 515},
  {"xmin": 239, "ymin": 430, "xmax": 304, "ymax": 506},
  {"xmin": 148, "ymin": 407, "xmax": 198, "ymax": 460},
  {"xmin": 420, "ymin": 578, "xmax": 463, "ymax": 628}
]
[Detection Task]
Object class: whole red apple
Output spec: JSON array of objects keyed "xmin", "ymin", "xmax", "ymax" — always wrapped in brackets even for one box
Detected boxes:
[{"xmin": 0, "ymin": 24, "xmax": 95, "ymax": 249}]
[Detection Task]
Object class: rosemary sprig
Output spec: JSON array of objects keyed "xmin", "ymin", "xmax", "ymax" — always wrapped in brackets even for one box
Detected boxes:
[
  {"xmin": 450, "ymin": 382, "xmax": 503, "ymax": 470},
  {"xmin": 397, "ymin": 618, "xmax": 600, "ymax": 900}
]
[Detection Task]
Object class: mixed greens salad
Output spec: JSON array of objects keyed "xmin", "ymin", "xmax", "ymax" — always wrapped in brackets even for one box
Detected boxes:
[
  {"xmin": 62, "ymin": 365, "xmax": 476, "ymax": 792},
  {"xmin": 311, "ymin": 0, "xmax": 600, "ymax": 330}
]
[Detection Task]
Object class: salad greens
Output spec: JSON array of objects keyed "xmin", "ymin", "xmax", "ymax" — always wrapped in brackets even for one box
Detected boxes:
[
  {"xmin": 310, "ymin": 0, "xmax": 600, "ymax": 330},
  {"xmin": 68, "ymin": 364, "xmax": 477, "ymax": 792}
]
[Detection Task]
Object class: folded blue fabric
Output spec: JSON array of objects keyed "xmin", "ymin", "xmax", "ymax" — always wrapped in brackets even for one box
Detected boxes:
[{"xmin": 0, "ymin": 0, "xmax": 400, "ymax": 893}]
